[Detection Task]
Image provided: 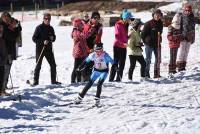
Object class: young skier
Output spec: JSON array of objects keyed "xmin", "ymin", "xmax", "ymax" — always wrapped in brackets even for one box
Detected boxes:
[
  {"xmin": 74, "ymin": 43, "xmax": 116, "ymax": 106},
  {"xmin": 167, "ymin": 13, "xmax": 183, "ymax": 75},
  {"xmin": 127, "ymin": 19, "xmax": 146, "ymax": 81}
]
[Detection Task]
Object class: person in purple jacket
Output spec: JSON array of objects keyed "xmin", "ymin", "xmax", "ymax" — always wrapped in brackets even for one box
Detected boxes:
[{"xmin": 109, "ymin": 9, "xmax": 133, "ymax": 82}]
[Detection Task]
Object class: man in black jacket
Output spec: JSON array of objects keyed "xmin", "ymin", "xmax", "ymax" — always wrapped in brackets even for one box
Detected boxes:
[
  {"xmin": 0, "ymin": 12, "xmax": 22, "ymax": 95},
  {"xmin": 141, "ymin": 9, "xmax": 163, "ymax": 78},
  {"xmin": 32, "ymin": 13, "xmax": 60, "ymax": 85},
  {"xmin": 0, "ymin": 23, "xmax": 6, "ymax": 96}
]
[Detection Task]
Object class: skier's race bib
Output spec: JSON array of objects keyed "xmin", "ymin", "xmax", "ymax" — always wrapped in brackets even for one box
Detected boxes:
[{"xmin": 94, "ymin": 55, "xmax": 107, "ymax": 70}]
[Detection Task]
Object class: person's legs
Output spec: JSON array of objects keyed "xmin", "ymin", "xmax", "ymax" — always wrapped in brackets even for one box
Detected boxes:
[
  {"xmin": 33, "ymin": 47, "xmax": 45, "ymax": 85},
  {"xmin": 182, "ymin": 42, "xmax": 191, "ymax": 69},
  {"xmin": 137, "ymin": 56, "xmax": 146, "ymax": 77},
  {"xmin": 45, "ymin": 50, "xmax": 57, "ymax": 84},
  {"xmin": 95, "ymin": 72, "xmax": 108, "ymax": 98},
  {"xmin": 109, "ymin": 46, "xmax": 119, "ymax": 81},
  {"xmin": 169, "ymin": 48, "xmax": 178, "ymax": 74},
  {"xmin": 71, "ymin": 58, "xmax": 84, "ymax": 83},
  {"xmin": 79, "ymin": 71, "xmax": 100, "ymax": 98},
  {"xmin": 145, "ymin": 45, "xmax": 153, "ymax": 78},
  {"xmin": 128, "ymin": 55, "xmax": 136, "ymax": 80},
  {"xmin": 116, "ymin": 48, "xmax": 126, "ymax": 81},
  {"xmin": 153, "ymin": 47, "xmax": 161, "ymax": 78},
  {"xmin": 3, "ymin": 62, "xmax": 12, "ymax": 89},
  {"xmin": 0, "ymin": 66, "xmax": 4, "ymax": 95},
  {"xmin": 177, "ymin": 41, "xmax": 188, "ymax": 71}
]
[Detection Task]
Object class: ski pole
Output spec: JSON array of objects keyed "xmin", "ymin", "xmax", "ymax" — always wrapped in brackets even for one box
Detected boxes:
[
  {"xmin": 28, "ymin": 45, "xmax": 46, "ymax": 83},
  {"xmin": 36, "ymin": 45, "xmax": 46, "ymax": 66}
]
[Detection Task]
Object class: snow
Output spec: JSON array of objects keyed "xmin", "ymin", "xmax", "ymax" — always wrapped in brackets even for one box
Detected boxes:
[{"xmin": 1, "ymin": 2, "xmax": 200, "ymax": 134}]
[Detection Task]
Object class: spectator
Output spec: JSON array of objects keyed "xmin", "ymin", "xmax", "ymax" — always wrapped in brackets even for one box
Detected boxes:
[
  {"xmin": 32, "ymin": 13, "xmax": 60, "ymax": 86},
  {"xmin": 127, "ymin": 19, "xmax": 146, "ymax": 81},
  {"xmin": 141, "ymin": 9, "xmax": 163, "ymax": 78},
  {"xmin": 109, "ymin": 9, "xmax": 133, "ymax": 82},
  {"xmin": 176, "ymin": 3, "xmax": 195, "ymax": 71},
  {"xmin": 167, "ymin": 13, "xmax": 183, "ymax": 74}
]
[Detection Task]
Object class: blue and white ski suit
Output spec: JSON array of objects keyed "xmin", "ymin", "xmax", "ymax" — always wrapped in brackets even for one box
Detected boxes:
[{"xmin": 79, "ymin": 51, "xmax": 115, "ymax": 99}]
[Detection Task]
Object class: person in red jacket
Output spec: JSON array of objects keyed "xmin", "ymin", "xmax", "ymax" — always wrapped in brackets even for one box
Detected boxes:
[
  {"xmin": 83, "ymin": 11, "xmax": 103, "ymax": 81},
  {"xmin": 71, "ymin": 18, "xmax": 96, "ymax": 83},
  {"xmin": 167, "ymin": 13, "xmax": 183, "ymax": 74}
]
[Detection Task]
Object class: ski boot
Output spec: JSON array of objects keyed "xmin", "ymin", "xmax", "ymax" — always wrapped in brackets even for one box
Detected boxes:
[
  {"xmin": 94, "ymin": 97, "xmax": 100, "ymax": 107},
  {"xmin": 74, "ymin": 95, "xmax": 83, "ymax": 104}
]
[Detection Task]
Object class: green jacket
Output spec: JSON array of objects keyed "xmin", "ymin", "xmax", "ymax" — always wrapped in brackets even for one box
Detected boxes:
[{"xmin": 127, "ymin": 28, "xmax": 143, "ymax": 56}]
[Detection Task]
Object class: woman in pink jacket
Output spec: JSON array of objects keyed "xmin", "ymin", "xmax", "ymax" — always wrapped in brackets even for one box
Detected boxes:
[
  {"xmin": 109, "ymin": 9, "xmax": 133, "ymax": 82},
  {"xmin": 71, "ymin": 18, "xmax": 95, "ymax": 83}
]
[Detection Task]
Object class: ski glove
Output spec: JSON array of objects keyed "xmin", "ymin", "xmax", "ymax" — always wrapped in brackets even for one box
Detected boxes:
[{"xmin": 44, "ymin": 40, "xmax": 49, "ymax": 46}]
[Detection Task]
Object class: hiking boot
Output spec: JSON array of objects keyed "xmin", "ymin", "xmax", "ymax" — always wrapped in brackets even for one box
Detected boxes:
[{"xmin": 74, "ymin": 95, "xmax": 83, "ymax": 104}]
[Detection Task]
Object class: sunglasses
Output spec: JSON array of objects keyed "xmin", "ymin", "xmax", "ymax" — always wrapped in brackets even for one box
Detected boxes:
[
  {"xmin": 44, "ymin": 17, "xmax": 51, "ymax": 21},
  {"xmin": 185, "ymin": 9, "xmax": 191, "ymax": 12}
]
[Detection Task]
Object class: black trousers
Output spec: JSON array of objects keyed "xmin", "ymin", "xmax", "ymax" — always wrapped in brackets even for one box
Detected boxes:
[
  {"xmin": 169, "ymin": 48, "xmax": 178, "ymax": 73},
  {"xmin": 34, "ymin": 47, "xmax": 57, "ymax": 84},
  {"xmin": 71, "ymin": 57, "xmax": 85, "ymax": 83},
  {"xmin": 79, "ymin": 79, "xmax": 105, "ymax": 99},
  {"xmin": 109, "ymin": 46, "xmax": 126, "ymax": 81},
  {"xmin": 128, "ymin": 55, "xmax": 146, "ymax": 80},
  {"xmin": 0, "ymin": 66, "xmax": 4, "ymax": 92},
  {"xmin": 3, "ymin": 62, "xmax": 12, "ymax": 89}
]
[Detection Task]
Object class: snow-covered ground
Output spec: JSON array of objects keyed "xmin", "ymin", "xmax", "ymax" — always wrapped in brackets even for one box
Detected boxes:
[{"xmin": 1, "ymin": 2, "xmax": 200, "ymax": 134}]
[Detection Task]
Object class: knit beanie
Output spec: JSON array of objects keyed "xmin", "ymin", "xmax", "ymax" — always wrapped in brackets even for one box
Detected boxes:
[
  {"xmin": 152, "ymin": 9, "xmax": 163, "ymax": 17},
  {"xmin": 91, "ymin": 11, "xmax": 100, "ymax": 19},
  {"xmin": 130, "ymin": 18, "xmax": 143, "ymax": 28},
  {"xmin": 171, "ymin": 13, "xmax": 181, "ymax": 29},
  {"xmin": 122, "ymin": 9, "xmax": 133, "ymax": 20}
]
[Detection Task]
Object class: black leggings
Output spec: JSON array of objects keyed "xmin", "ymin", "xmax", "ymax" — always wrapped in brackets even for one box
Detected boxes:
[
  {"xmin": 79, "ymin": 79, "xmax": 105, "ymax": 99},
  {"xmin": 109, "ymin": 46, "xmax": 126, "ymax": 81},
  {"xmin": 128, "ymin": 55, "xmax": 146, "ymax": 79},
  {"xmin": 71, "ymin": 57, "xmax": 85, "ymax": 83},
  {"xmin": 0, "ymin": 66, "xmax": 4, "ymax": 92}
]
